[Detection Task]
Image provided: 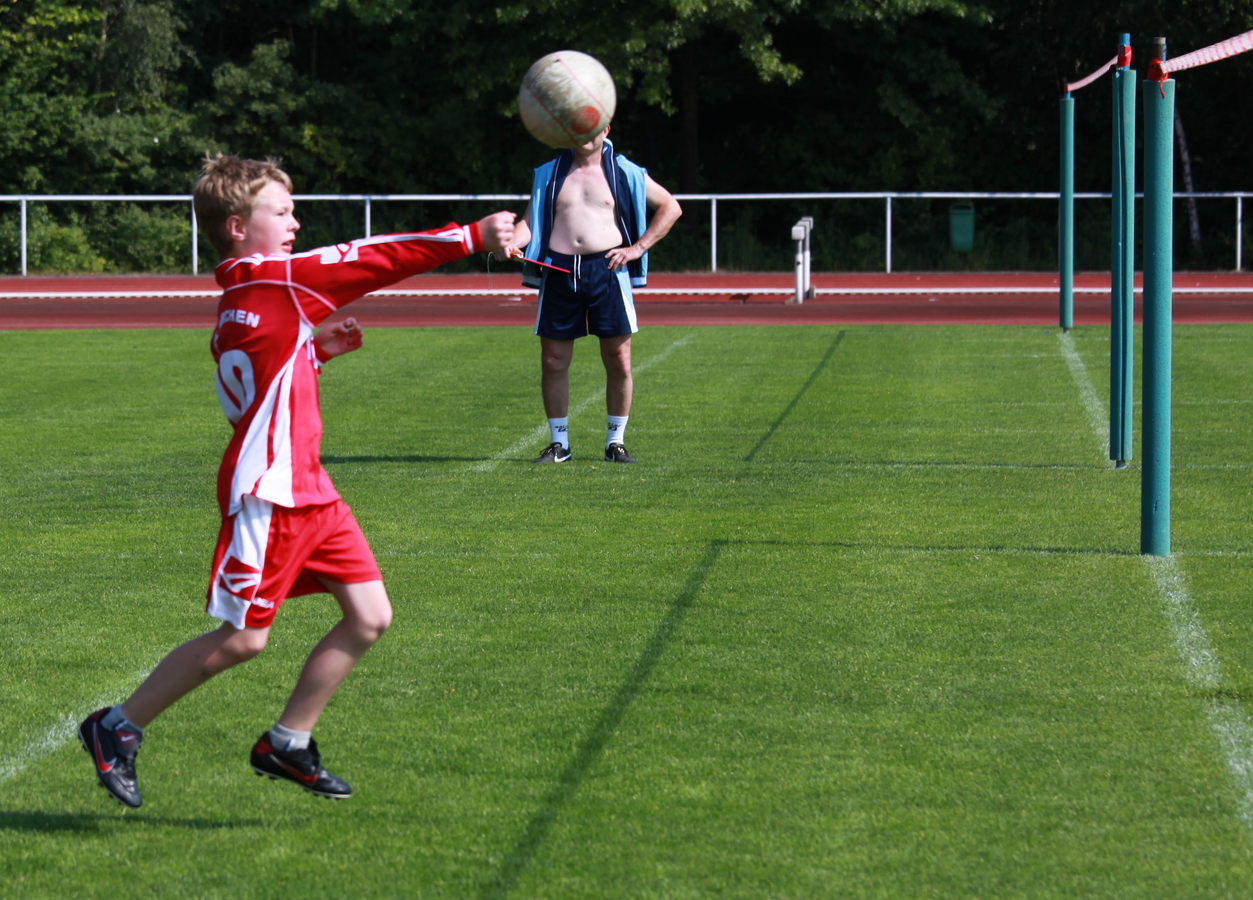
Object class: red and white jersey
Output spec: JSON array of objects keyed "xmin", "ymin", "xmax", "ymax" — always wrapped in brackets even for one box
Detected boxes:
[{"xmin": 211, "ymin": 222, "xmax": 483, "ymax": 516}]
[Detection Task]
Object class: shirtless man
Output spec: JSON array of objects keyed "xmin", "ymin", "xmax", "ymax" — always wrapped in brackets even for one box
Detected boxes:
[{"xmin": 502, "ymin": 127, "xmax": 681, "ymax": 463}]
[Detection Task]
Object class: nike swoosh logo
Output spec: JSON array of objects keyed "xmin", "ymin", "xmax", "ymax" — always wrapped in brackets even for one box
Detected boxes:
[
  {"xmin": 275, "ymin": 758, "xmax": 317, "ymax": 785},
  {"xmin": 93, "ymin": 732, "xmax": 116, "ymax": 773}
]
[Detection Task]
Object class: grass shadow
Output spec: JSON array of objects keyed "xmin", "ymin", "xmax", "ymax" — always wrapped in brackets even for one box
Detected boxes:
[
  {"xmin": 0, "ymin": 809, "xmax": 264, "ymax": 833},
  {"xmin": 743, "ymin": 329, "xmax": 845, "ymax": 462},
  {"xmin": 741, "ymin": 537, "xmax": 1141, "ymax": 558},
  {"xmin": 483, "ymin": 540, "xmax": 725, "ymax": 899}
]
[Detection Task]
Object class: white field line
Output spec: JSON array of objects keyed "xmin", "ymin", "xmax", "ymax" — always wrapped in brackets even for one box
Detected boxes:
[
  {"xmin": 0, "ymin": 680, "xmax": 147, "ymax": 785},
  {"xmin": 1147, "ymin": 557, "xmax": 1253, "ymax": 829},
  {"xmin": 1059, "ymin": 331, "xmax": 1253, "ymax": 833},
  {"xmin": 1057, "ymin": 331, "xmax": 1110, "ymax": 460},
  {"xmin": 0, "ymin": 716, "xmax": 85, "ymax": 784},
  {"xmin": 467, "ymin": 333, "xmax": 695, "ymax": 473}
]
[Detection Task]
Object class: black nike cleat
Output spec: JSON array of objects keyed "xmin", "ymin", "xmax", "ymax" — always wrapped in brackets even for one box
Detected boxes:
[
  {"xmin": 533, "ymin": 442, "xmax": 572, "ymax": 463},
  {"xmin": 250, "ymin": 734, "xmax": 352, "ymax": 799},
  {"xmin": 604, "ymin": 442, "xmax": 636, "ymax": 463},
  {"xmin": 79, "ymin": 708, "xmax": 143, "ymax": 808}
]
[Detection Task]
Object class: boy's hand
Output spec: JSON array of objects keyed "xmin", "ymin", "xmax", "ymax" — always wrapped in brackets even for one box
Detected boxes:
[
  {"xmin": 492, "ymin": 246, "xmax": 522, "ymax": 263},
  {"xmin": 315, "ymin": 317, "xmax": 364, "ymax": 360},
  {"xmin": 476, "ymin": 211, "xmax": 517, "ymax": 253}
]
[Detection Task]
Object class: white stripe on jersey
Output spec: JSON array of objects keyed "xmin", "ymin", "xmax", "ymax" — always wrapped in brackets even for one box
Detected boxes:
[
  {"xmin": 222, "ymin": 278, "xmax": 338, "ymax": 322},
  {"xmin": 220, "ymin": 230, "xmax": 470, "ymax": 275},
  {"xmin": 227, "ymin": 324, "xmax": 310, "ymax": 513}
]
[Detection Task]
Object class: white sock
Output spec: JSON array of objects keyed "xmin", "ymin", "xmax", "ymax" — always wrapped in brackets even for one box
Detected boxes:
[
  {"xmin": 269, "ymin": 723, "xmax": 311, "ymax": 752},
  {"xmin": 548, "ymin": 417, "xmax": 569, "ymax": 448},
  {"xmin": 606, "ymin": 415, "xmax": 628, "ymax": 448}
]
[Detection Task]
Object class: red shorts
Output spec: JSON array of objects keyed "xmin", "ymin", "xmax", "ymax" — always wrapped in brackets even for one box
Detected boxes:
[{"xmin": 206, "ymin": 496, "xmax": 382, "ymax": 629}]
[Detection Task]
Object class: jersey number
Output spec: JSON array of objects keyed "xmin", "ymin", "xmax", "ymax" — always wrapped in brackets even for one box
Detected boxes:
[{"xmin": 216, "ymin": 350, "xmax": 255, "ymax": 424}]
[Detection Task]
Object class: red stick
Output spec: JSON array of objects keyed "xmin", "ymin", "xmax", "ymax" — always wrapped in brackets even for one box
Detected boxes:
[{"xmin": 508, "ymin": 250, "xmax": 572, "ymax": 274}]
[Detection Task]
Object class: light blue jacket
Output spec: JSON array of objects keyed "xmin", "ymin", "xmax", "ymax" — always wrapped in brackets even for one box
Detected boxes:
[{"xmin": 522, "ymin": 137, "xmax": 649, "ymax": 289}]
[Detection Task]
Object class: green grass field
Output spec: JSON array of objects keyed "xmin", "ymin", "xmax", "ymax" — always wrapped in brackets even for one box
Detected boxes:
[{"xmin": 1, "ymin": 322, "xmax": 1250, "ymax": 898}]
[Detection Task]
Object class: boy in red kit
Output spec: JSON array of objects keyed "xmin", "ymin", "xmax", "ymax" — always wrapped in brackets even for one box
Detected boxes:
[{"xmin": 78, "ymin": 154, "xmax": 516, "ymax": 807}]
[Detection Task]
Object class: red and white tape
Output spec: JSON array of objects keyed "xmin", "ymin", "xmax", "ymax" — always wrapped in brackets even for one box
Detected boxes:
[
  {"xmin": 1065, "ymin": 55, "xmax": 1118, "ymax": 93},
  {"xmin": 1160, "ymin": 29, "xmax": 1253, "ymax": 74}
]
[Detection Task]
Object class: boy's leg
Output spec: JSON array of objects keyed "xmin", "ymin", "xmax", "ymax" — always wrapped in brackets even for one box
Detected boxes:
[
  {"xmin": 249, "ymin": 579, "xmax": 390, "ymax": 800},
  {"xmin": 275, "ymin": 579, "xmax": 391, "ymax": 731},
  {"xmin": 81, "ymin": 622, "xmax": 269, "ymax": 808},
  {"xmin": 120, "ymin": 623, "xmax": 271, "ymax": 728}
]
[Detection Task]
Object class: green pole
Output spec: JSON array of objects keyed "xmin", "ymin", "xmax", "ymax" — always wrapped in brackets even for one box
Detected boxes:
[
  {"xmin": 1059, "ymin": 93, "xmax": 1075, "ymax": 331},
  {"xmin": 1141, "ymin": 39, "xmax": 1173, "ymax": 556},
  {"xmin": 1110, "ymin": 70, "xmax": 1126, "ymax": 462},
  {"xmin": 1110, "ymin": 34, "xmax": 1135, "ymax": 466}
]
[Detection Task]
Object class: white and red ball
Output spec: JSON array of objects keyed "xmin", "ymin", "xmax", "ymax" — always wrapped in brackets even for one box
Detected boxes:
[{"xmin": 518, "ymin": 50, "xmax": 616, "ymax": 149}]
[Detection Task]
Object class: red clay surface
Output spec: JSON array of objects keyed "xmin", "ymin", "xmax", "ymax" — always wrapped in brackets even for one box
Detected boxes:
[{"xmin": 3, "ymin": 271, "xmax": 1253, "ymax": 329}]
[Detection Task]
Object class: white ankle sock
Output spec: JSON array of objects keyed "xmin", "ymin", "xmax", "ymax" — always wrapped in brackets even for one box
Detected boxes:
[
  {"xmin": 606, "ymin": 415, "xmax": 628, "ymax": 447},
  {"xmin": 548, "ymin": 417, "xmax": 569, "ymax": 448},
  {"xmin": 269, "ymin": 723, "xmax": 311, "ymax": 752}
]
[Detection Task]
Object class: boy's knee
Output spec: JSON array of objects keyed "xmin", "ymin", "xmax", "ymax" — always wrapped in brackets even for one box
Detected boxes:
[
  {"xmin": 210, "ymin": 625, "xmax": 268, "ymax": 672},
  {"xmin": 228, "ymin": 624, "xmax": 269, "ymax": 657},
  {"xmin": 338, "ymin": 584, "xmax": 392, "ymax": 645},
  {"xmin": 356, "ymin": 604, "xmax": 392, "ymax": 644}
]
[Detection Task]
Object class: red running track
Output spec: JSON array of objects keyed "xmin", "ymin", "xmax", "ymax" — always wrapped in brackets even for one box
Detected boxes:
[{"xmin": 3, "ymin": 271, "xmax": 1253, "ymax": 329}]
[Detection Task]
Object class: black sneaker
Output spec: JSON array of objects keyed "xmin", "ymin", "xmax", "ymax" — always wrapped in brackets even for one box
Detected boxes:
[
  {"xmin": 79, "ymin": 708, "xmax": 143, "ymax": 808},
  {"xmin": 604, "ymin": 443, "xmax": 636, "ymax": 463},
  {"xmin": 533, "ymin": 442, "xmax": 572, "ymax": 463},
  {"xmin": 250, "ymin": 733, "xmax": 352, "ymax": 799}
]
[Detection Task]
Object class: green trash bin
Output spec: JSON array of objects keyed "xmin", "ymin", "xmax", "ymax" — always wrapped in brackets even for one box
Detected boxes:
[{"xmin": 949, "ymin": 201, "xmax": 974, "ymax": 252}]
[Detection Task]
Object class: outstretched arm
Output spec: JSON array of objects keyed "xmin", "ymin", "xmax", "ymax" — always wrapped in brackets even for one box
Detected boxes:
[
  {"xmin": 476, "ymin": 210, "xmax": 518, "ymax": 254},
  {"xmin": 314, "ymin": 317, "xmax": 364, "ymax": 362},
  {"xmin": 281, "ymin": 213, "xmax": 519, "ymax": 327},
  {"xmin": 492, "ymin": 205, "xmax": 532, "ymax": 262}
]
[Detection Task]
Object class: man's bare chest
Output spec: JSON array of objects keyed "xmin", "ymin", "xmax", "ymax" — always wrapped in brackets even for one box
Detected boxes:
[{"xmin": 555, "ymin": 167, "xmax": 615, "ymax": 213}]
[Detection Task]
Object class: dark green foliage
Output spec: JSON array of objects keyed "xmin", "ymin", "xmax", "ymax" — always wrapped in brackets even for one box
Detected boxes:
[
  {"xmin": 4, "ymin": 1, "xmax": 1253, "ymax": 271},
  {"xmin": 0, "ymin": 204, "xmax": 104, "ymax": 273}
]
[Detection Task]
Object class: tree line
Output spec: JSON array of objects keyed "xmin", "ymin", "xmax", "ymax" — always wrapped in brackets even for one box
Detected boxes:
[{"xmin": 3, "ymin": 1, "xmax": 1251, "ymax": 272}]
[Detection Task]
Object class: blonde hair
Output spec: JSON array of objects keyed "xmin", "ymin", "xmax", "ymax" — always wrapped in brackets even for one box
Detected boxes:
[{"xmin": 192, "ymin": 153, "xmax": 293, "ymax": 257}]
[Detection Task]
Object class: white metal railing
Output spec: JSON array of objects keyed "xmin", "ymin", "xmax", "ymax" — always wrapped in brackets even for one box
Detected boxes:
[{"xmin": 2, "ymin": 191, "xmax": 1251, "ymax": 276}]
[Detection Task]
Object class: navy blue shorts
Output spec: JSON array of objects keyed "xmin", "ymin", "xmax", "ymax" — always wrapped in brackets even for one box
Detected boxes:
[{"xmin": 533, "ymin": 250, "xmax": 638, "ymax": 340}]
